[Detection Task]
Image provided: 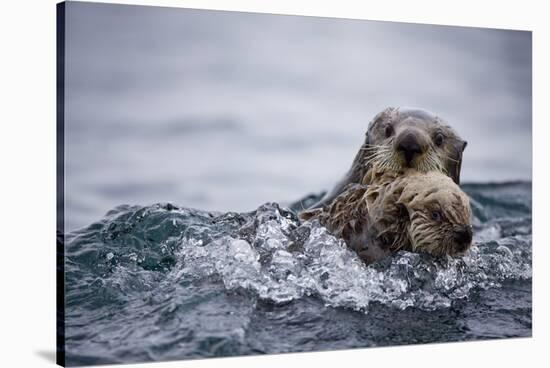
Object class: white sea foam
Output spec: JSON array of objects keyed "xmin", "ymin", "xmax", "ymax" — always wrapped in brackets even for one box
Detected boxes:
[{"xmin": 172, "ymin": 203, "xmax": 532, "ymax": 313}]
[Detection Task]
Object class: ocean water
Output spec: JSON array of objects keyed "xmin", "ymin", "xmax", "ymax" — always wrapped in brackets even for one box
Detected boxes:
[{"xmin": 63, "ymin": 182, "xmax": 531, "ymax": 366}]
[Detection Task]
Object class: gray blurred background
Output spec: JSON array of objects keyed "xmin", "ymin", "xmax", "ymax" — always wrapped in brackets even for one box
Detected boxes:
[{"xmin": 64, "ymin": 1, "xmax": 532, "ymax": 231}]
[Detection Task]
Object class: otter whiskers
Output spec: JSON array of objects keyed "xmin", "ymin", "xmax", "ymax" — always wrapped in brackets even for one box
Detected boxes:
[{"xmin": 363, "ymin": 144, "xmax": 445, "ymax": 174}]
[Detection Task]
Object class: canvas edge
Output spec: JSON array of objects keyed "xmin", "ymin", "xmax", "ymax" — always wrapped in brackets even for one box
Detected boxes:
[{"xmin": 56, "ymin": 1, "xmax": 66, "ymax": 367}]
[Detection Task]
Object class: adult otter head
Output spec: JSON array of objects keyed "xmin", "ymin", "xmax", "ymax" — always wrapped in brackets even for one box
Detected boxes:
[
  {"xmin": 396, "ymin": 171, "xmax": 473, "ymax": 256},
  {"xmin": 362, "ymin": 107, "xmax": 467, "ymax": 184}
]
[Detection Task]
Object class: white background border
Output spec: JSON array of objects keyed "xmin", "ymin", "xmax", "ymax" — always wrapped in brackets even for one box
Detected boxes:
[{"xmin": 1, "ymin": 0, "xmax": 547, "ymax": 367}]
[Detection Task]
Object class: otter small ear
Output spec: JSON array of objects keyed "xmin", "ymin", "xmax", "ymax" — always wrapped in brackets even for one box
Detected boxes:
[{"xmin": 449, "ymin": 139, "xmax": 467, "ymax": 185}]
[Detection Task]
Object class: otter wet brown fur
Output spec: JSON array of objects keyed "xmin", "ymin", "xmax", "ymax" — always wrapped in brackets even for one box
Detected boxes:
[
  {"xmin": 311, "ymin": 107, "xmax": 467, "ymax": 209},
  {"xmin": 300, "ymin": 169, "xmax": 473, "ymax": 264}
]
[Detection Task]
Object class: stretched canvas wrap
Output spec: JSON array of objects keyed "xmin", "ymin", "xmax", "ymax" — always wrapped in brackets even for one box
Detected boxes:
[{"xmin": 56, "ymin": 1, "xmax": 532, "ymax": 366}]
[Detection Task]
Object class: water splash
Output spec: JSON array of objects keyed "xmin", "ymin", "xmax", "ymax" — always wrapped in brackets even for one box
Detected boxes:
[{"xmin": 173, "ymin": 204, "xmax": 532, "ymax": 312}]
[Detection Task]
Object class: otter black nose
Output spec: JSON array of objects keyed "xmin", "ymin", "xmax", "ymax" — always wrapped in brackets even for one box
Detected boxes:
[
  {"xmin": 454, "ymin": 227, "xmax": 473, "ymax": 248},
  {"xmin": 397, "ymin": 134, "xmax": 423, "ymax": 165}
]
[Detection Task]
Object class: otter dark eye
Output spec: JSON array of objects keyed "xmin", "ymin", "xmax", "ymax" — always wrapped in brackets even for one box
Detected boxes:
[
  {"xmin": 431, "ymin": 211, "xmax": 442, "ymax": 221},
  {"xmin": 434, "ymin": 133, "xmax": 444, "ymax": 146},
  {"xmin": 384, "ymin": 125, "xmax": 393, "ymax": 138}
]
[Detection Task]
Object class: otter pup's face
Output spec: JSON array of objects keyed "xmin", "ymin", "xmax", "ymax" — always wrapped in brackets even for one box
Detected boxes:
[
  {"xmin": 363, "ymin": 107, "xmax": 467, "ymax": 184},
  {"xmin": 398, "ymin": 172, "xmax": 473, "ymax": 256}
]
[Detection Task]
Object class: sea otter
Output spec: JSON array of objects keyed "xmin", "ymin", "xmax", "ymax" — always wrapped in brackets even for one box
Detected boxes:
[
  {"xmin": 310, "ymin": 107, "xmax": 467, "ymax": 209},
  {"xmin": 300, "ymin": 169, "xmax": 473, "ymax": 264}
]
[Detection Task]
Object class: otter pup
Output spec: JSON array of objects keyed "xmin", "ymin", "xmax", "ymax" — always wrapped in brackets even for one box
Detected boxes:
[
  {"xmin": 300, "ymin": 169, "xmax": 473, "ymax": 264},
  {"xmin": 311, "ymin": 107, "xmax": 468, "ymax": 209}
]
